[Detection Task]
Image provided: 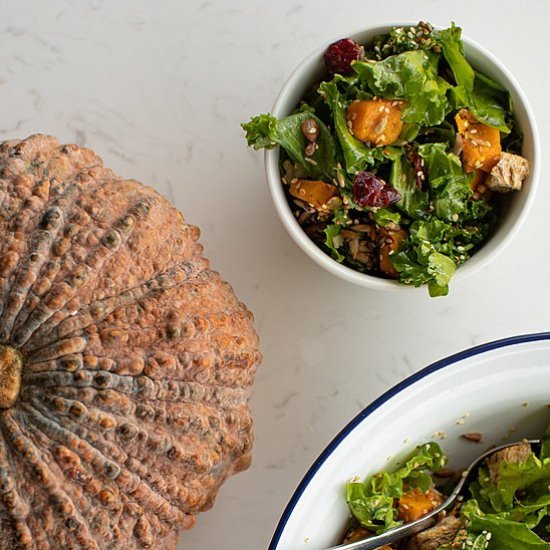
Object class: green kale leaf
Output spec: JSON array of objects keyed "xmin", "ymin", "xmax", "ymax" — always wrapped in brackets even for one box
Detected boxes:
[
  {"xmin": 241, "ymin": 110, "xmax": 336, "ymax": 179},
  {"xmin": 436, "ymin": 24, "xmax": 511, "ymax": 133},
  {"xmin": 373, "ymin": 208, "xmax": 401, "ymax": 227},
  {"xmin": 324, "ymin": 224, "xmax": 345, "ymax": 262},
  {"xmin": 346, "ymin": 443, "xmax": 446, "ymax": 533},
  {"xmin": 352, "ymin": 50, "xmax": 451, "ymax": 126},
  {"xmin": 318, "ymin": 80, "xmax": 388, "ymax": 174},
  {"xmin": 389, "ymin": 153, "xmax": 429, "ymax": 219},
  {"xmin": 391, "ymin": 218, "xmax": 457, "ymax": 297},
  {"xmin": 461, "ymin": 501, "xmax": 550, "ymax": 549},
  {"xmin": 417, "ymin": 143, "xmax": 474, "ymax": 222},
  {"xmin": 472, "ymin": 451, "xmax": 550, "ymax": 513}
]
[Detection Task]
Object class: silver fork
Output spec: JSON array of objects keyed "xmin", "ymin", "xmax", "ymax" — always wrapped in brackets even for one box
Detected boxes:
[{"xmin": 325, "ymin": 439, "xmax": 540, "ymax": 550}]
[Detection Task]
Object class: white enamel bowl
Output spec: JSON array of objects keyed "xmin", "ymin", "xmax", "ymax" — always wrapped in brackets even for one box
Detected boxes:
[
  {"xmin": 270, "ymin": 333, "xmax": 550, "ymax": 548},
  {"xmin": 264, "ymin": 23, "xmax": 540, "ymax": 291}
]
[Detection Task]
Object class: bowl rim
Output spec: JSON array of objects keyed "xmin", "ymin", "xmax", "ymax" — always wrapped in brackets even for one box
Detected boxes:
[
  {"xmin": 264, "ymin": 21, "xmax": 540, "ymax": 291},
  {"xmin": 269, "ymin": 331, "xmax": 550, "ymax": 549}
]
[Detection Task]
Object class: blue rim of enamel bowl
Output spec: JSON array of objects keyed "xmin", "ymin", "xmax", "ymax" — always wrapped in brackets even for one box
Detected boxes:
[{"xmin": 269, "ymin": 332, "xmax": 550, "ymax": 549}]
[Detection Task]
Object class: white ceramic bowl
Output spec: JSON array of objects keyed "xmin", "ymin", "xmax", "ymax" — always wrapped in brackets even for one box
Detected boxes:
[
  {"xmin": 270, "ymin": 332, "xmax": 550, "ymax": 549},
  {"xmin": 265, "ymin": 23, "xmax": 540, "ymax": 291}
]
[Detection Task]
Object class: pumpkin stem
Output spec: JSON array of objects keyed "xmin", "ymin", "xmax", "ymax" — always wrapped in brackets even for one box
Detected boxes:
[{"xmin": 0, "ymin": 346, "xmax": 23, "ymax": 409}]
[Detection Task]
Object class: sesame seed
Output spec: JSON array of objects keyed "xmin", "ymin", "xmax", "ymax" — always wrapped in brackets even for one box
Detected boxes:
[
  {"xmin": 469, "ymin": 128, "xmax": 478, "ymax": 134},
  {"xmin": 304, "ymin": 157, "xmax": 317, "ymax": 166},
  {"xmin": 378, "ymin": 105, "xmax": 385, "ymax": 112},
  {"xmin": 451, "ymin": 213, "xmax": 459, "ymax": 222},
  {"xmin": 470, "ymin": 139, "xmax": 478, "ymax": 147}
]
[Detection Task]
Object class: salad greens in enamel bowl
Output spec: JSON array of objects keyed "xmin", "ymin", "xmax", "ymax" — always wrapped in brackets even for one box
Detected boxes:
[
  {"xmin": 242, "ymin": 22, "xmax": 532, "ymax": 296},
  {"xmin": 344, "ymin": 435, "xmax": 550, "ymax": 548},
  {"xmin": 269, "ymin": 334, "xmax": 550, "ymax": 550}
]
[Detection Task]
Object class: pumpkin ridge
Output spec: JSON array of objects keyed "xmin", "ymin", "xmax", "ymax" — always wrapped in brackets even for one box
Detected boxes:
[
  {"xmin": 1, "ymin": 409, "xmax": 100, "ymax": 549},
  {"xmin": 21, "ymin": 402, "xmax": 191, "ymax": 529},
  {"xmin": 8, "ymin": 193, "xmax": 153, "ymax": 349},
  {"xmin": 29, "ymin": 394, "xmax": 220, "ymax": 497},
  {"xmin": 26, "ymin": 335, "xmax": 87, "ymax": 364},
  {"xmin": 10, "ymin": 193, "xmax": 157, "ymax": 349},
  {"xmin": 0, "ymin": 163, "xmax": 108, "ymax": 341},
  {"xmin": 23, "ymin": 258, "xmax": 208, "ymax": 355},
  {"xmin": 22, "ymin": 401, "xmax": 194, "ymax": 529},
  {"xmin": 22, "ymin": 371, "xmax": 249, "ymax": 408},
  {"xmin": 0, "ymin": 437, "xmax": 30, "ymax": 523},
  {"xmin": 0, "ymin": 180, "xmax": 87, "ymax": 340}
]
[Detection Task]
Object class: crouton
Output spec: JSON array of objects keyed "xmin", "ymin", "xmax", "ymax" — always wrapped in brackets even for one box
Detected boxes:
[
  {"xmin": 485, "ymin": 152, "xmax": 529, "ymax": 192},
  {"xmin": 485, "ymin": 441, "xmax": 532, "ymax": 482},
  {"xmin": 406, "ymin": 515, "xmax": 464, "ymax": 550}
]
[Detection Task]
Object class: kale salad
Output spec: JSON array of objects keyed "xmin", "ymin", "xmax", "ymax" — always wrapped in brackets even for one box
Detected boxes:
[
  {"xmin": 242, "ymin": 22, "xmax": 529, "ymax": 296},
  {"xmin": 344, "ymin": 429, "xmax": 550, "ymax": 548}
]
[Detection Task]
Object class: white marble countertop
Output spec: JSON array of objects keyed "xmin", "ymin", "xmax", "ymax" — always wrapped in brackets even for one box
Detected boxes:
[{"xmin": 3, "ymin": 1, "xmax": 550, "ymax": 548}]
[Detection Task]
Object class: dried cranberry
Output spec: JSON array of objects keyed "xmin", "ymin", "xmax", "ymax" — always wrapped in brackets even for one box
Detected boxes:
[
  {"xmin": 353, "ymin": 172, "xmax": 400, "ymax": 208},
  {"xmin": 324, "ymin": 38, "xmax": 362, "ymax": 75},
  {"xmin": 406, "ymin": 147, "xmax": 426, "ymax": 189}
]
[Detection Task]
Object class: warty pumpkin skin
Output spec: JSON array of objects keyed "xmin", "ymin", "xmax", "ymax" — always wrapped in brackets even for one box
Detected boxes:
[{"xmin": 0, "ymin": 135, "xmax": 261, "ymax": 549}]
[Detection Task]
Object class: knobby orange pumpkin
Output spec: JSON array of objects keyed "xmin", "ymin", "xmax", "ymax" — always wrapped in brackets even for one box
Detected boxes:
[{"xmin": 0, "ymin": 135, "xmax": 261, "ymax": 549}]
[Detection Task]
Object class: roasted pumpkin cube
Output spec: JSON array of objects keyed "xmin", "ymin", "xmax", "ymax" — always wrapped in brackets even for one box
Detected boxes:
[
  {"xmin": 455, "ymin": 109, "xmax": 501, "ymax": 173},
  {"xmin": 289, "ymin": 178, "xmax": 338, "ymax": 209},
  {"xmin": 347, "ymin": 98, "xmax": 404, "ymax": 146},
  {"xmin": 379, "ymin": 228, "xmax": 408, "ymax": 278},
  {"xmin": 397, "ymin": 487, "xmax": 444, "ymax": 523}
]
